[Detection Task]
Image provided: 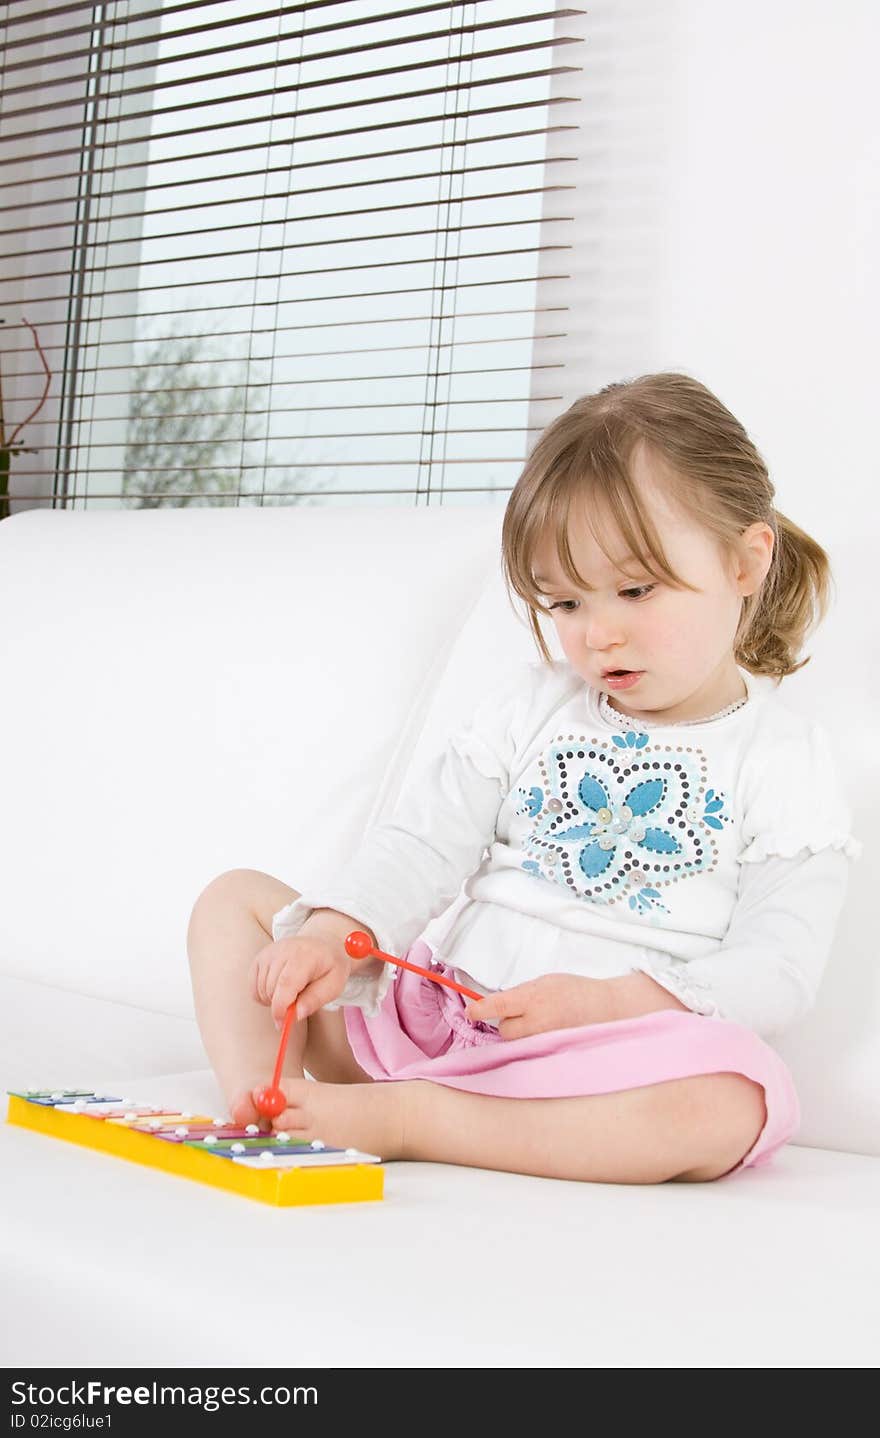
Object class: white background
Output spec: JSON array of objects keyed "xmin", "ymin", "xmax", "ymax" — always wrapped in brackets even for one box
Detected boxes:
[{"xmin": 532, "ymin": 0, "xmax": 879, "ymax": 546}]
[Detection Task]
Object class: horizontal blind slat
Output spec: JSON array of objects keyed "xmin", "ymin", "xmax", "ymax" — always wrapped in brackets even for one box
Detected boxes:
[
  {"xmin": 22, "ymin": 424, "xmax": 551, "ymax": 449},
  {"xmin": 0, "ymin": 151, "xmax": 576, "ymax": 215},
  {"xmin": 4, "ymin": 267, "xmax": 571, "ymax": 313},
  {"xmin": 19, "ymin": 395, "xmax": 564, "ymax": 426},
  {"xmin": 1, "ymin": 55, "xmax": 582, "ymax": 135},
  {"xmin": 6, "ymin": 232, "xmax": 573, "ymax": 288},
  {"xmin": 2, "ymin": 6, "xmax": 567, "ymax": 90},
  {"xmin": 0, "ymin": 101, "xmax": 577, "ymax": 173},
  {"xmin": 0, "ymin": 306, "xmax": 569, "ymax": 359},
  {"xmin": 15, "ymin": 329, "xmax": 568, "ymax": 378},
  {"xmin": 0, "ymin": 0, "xmax": 370, "ymax": 40},
  {"xmin": 2, "ymin": 0, "xmax": 576, "ymax": 49},
  {"xmin": 27, "ymin": 362, "xmax": 564, "ymax": 401},
  {"xmin": 8, "ymin": 487, "xmax": 520, "ymax": 502},
  {"xmin": 0, "ymin": 126, "xmax": 578, "ymax": 197},
  {"xmin": 19, "ymin": 460, "xmax": 533, "ymax": 473},
  {"xmin": 2, "ymin": 182, "xmax": 575, "ymax": 251}
]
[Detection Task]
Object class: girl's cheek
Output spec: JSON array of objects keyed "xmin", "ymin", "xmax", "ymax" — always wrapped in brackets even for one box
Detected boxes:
[{"xmin": 641, "ymin": 608, "xmax": 684, "ymax": 655}]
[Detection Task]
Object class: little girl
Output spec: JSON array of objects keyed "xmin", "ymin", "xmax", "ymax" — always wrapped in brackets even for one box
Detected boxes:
[{"xmin": 187, "ymin": 371, "xmax": 861, "ymax": 1184}]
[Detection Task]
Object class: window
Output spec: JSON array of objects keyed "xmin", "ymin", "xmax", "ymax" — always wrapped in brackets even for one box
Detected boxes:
[{"xmin": 1, "ymin": 0, "xmax": 585, "ymax": 515}]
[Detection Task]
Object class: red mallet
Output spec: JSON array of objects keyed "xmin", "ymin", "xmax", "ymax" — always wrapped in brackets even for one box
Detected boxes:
[
  {"xmin": 253, "ymin": 1002, "xmax": 298, "ymax": 1118},
  {"xmin": 344, "ymin": 930, "xmax": 485, "ymax": 1003},
  {"xmin": 254, "ymin": 1085, "xmax": 286, "ymax": 1119}
]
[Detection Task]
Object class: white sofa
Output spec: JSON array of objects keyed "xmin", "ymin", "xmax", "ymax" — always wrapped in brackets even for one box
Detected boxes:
[{"xmin": 1, "ymin": 503, "xmax": 877, "ymax": 1369}]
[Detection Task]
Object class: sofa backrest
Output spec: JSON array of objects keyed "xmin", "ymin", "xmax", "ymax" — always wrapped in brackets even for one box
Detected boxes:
[
  {"xmin": 0, "ymin": 504, "xmax": 507, "ymax": 1007},
  {"xmin": 0, "ymin": 506, "xmax": 874, "ymax": 1157}
]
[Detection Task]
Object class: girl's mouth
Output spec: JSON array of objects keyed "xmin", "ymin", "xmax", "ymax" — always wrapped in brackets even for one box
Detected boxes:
[{"xmin": 603, "ymin": 669, "xmax": 644, "ymax": 690}]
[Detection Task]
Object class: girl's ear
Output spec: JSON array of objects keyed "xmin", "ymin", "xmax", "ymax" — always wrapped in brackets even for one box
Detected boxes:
[{"xmin": 733, "ymin": 522, "xmax": 775, "ymax": 597}]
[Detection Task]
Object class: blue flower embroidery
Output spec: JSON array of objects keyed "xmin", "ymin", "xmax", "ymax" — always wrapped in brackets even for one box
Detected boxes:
[
  {"xmin": 516, "ymin": 731, "xmax": 723, "ymax": 909},
  {"xmin": 702, "ymin": 788, "xmax": 730, "ymax": 829},
  {"xmin": 521, "ymin": 786, "xmax": 543, "ymax": 819},
  {"xmin": 612, "ymin": 731, "xmax": 649, "ymax": 751},
  {"xmin": 628, "ymin": 887, "xmax": 668, "ymax": 917}
]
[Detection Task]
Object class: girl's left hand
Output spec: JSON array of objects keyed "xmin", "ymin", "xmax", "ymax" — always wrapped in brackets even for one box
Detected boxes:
[{"xmin": 463, "ymin": 973, "xmax": 617, "ymax": 1040}]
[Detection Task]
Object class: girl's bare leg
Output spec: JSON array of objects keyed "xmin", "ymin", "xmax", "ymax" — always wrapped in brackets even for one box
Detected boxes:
[
  {"xmin": 395, "ymin": 1071, "xmax": 767, "ymax": 1183},
  {"xmin": 258, "ymin": 1069, "xmax": 765, "ymax": 1183},
  {"xmin": 186, "ymin": 868, "xmax": 372, "ymax": 1119},
  {"xmin": 187, "ymin": 869, "xmax": 766, "ymax": 1183}
]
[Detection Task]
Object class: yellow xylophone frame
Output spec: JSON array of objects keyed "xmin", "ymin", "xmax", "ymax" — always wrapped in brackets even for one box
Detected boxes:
[{"xmin": 6, "ymin": 1095, "xmax": 384, "ymax": 1207}]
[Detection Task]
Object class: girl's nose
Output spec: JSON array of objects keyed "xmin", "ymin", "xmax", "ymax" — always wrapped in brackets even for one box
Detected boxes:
[{"xmin": 581, "ymin": 610, "xmax": 625, "ymax": 651}]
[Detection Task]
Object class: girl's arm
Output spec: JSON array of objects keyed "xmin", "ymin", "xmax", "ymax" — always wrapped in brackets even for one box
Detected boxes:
[
  {"xmin": 606, "ymin": 969, "xmax": 692, "ymax": 1018},
  {"xmin": 614, "ymin": 845, "xmax": 853, "ymax": 1035},
  {"xmin": 272, "ymin": 668, "xmax": 531, "ymax": 1015},
  {"xmin": 612, "ymin": 714, "xmax": 861, "ymax": 1035}
]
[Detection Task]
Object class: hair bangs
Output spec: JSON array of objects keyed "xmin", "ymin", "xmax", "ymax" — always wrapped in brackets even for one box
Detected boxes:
[{"xmin": 511, "ymin": 440, "xmax": 693, "ymax": 612}]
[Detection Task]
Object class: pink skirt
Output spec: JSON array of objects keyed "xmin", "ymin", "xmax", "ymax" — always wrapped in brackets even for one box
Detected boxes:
[{"xmin": 343, "ymin": 940, "xmax": 801, "ymax": 1178}]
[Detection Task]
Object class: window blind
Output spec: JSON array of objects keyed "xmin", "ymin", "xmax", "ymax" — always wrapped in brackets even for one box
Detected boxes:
[{"xmin": 0, "ymin": 0, "xmax": 585, "ymax": 515}]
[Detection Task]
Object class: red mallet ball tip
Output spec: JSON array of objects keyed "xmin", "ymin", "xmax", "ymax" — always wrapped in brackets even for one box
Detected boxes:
[
  {"xmin": 254, "ymin": 1085, "xmax": 286, "ymax": 1118},
  {"xmin": 345, "ymin": 930, "xmax": 374, "ymax": 960}
]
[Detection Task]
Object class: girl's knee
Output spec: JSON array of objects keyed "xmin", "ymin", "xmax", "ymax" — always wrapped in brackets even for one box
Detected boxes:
[
  {"xmin": 672, "ymin": 1073, "xmax": 767, "ymax": 1182},
  {"xmin": 708, "ymin": 1072, "xmax": 767, "ymax": 1151},
  {"xmin": 192, "ymin": 868, "xmax": 301, "ymax": 928}
]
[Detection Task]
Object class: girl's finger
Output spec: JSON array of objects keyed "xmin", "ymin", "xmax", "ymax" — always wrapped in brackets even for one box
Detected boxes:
[
  {"xmin": 251, "ymin": 946, "xmax": 274, "ymax": 1003},
  {"xmin": 270, "ymin": 985, "xmax": 303, "ymax": 1028},
  {"xmin": 293, "ymin": 970, "xmax": 342, "ymax": 1022},
  {"xmin": 264, "ymin": 952, "xmax": 294, "ymax": 1004},
  {"xmin": 467, "ymin": 990, "xmax": 510, "ymax": 1021},
  {"xmin": 465, "ymin": 999, "xmax": 489, "ymax": 1021},
  {"xmin": 253, "ymin": 962, "xmax": 269, "ymax": 1006}
]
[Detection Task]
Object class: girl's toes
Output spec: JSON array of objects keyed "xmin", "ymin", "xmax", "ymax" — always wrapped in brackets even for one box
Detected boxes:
[
  {"xmin": 273, "ymin": 1104, "xmax": 311, "ymax": 1134},
  {"xmin": 229, "ymin": 1087, "xmax": 263, "ymax": 1126}
]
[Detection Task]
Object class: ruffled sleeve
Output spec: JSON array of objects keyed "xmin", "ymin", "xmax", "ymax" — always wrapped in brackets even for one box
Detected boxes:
[
  {"xmin": 633, "ymin": 844, "xmax": 853, "ymax": 1036},
  {"xmin": 271, "ymin": 894, "xmax": 397, "ymax": 1017},
  {"xmin": 738, "ymin": 716, "xmax": 862, "ymax": 865}
]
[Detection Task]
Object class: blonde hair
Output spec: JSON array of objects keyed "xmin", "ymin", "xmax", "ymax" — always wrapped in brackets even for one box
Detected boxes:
[{"xmin": 501, "ymin": 371, "xmax": 831, "ymax": 679}]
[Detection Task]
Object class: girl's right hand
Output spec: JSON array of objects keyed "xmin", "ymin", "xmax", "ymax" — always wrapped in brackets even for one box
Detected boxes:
[{"xmin": 250, "ymin": 933, "xmax": 352, "ymax": 1028}]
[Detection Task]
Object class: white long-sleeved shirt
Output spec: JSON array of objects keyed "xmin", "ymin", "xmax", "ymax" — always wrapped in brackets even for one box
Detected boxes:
[{"xmin": 272, "ymin": 660, "xmax": 862, "ymax": 1038}]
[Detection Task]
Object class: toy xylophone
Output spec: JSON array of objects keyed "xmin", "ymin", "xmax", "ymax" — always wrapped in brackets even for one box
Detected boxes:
[{"xmin": 5, "ymin": 1089, "xmax": 383, "ymax": 1207}]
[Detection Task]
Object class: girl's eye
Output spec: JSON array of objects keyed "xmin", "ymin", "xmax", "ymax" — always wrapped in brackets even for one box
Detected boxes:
[{"xmin": 547, "ymin": 585, "xmax": 655, "ymax": 612}]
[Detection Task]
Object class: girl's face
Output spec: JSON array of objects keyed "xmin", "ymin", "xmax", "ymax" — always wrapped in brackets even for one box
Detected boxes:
[{"xmin": 531, "ymin": 445, "xmax": 773, "ymax": 724}]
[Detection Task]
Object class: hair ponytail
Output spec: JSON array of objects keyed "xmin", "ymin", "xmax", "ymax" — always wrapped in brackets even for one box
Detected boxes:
[{"xmin": 735, "ymin": 510, "xmax": 832, "ymax": 679}]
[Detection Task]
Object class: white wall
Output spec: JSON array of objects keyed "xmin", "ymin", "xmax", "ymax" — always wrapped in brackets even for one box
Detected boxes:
[{"xmin": 533, "ymin": 0, "xmax": 879, "ymax": 547}]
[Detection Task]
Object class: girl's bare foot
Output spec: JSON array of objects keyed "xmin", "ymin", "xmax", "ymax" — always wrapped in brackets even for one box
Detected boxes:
[
  {"xmin": 227, "ymin": 1058, "xmax": 308, "ymax": 1127},
  {"xmin": 227, "ymin": 1087, "xmax": 269, "ymax": 1127},
  {"xmin": 266, "ymin": 1076, "xmax": 408, "ymax": 1160}
]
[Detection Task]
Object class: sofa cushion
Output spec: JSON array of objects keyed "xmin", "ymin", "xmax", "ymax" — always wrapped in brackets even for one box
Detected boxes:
[
  {"xmin": 0, "ymin": 974, "xmax": 206, "ymax": 1093},
  {"xmin": 2, "ymin": 1064, "xmax": 878, "ymax": 1367}
]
